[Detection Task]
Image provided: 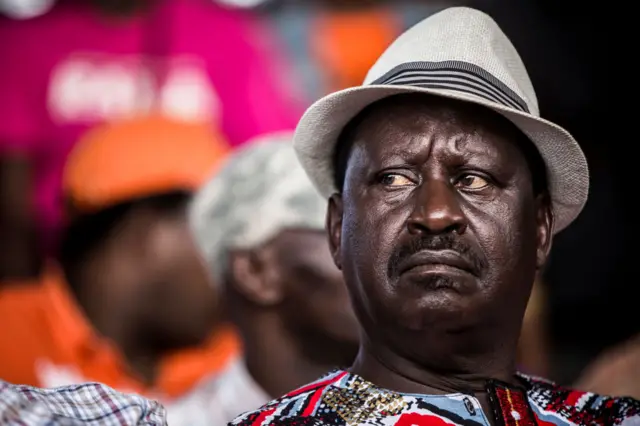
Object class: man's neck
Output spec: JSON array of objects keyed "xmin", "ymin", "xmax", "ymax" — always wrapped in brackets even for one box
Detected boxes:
[
  {"xmin": 241, "ymin": 315, "xmax": 349, "ymax": 398},
  {"xmin": 73, "ymin": 280, "xmax": 162, "ymax": 385},
  {"xmin": 350, "ymin": 338, "xmax": 520, "ymax": 426},
  {"xmin": 85, "ymin": 307, "xmax": 163, "ymax": 385},
  {"xmin": 352, "ymin": 345, "xmax": 518, "ymax": 394}
]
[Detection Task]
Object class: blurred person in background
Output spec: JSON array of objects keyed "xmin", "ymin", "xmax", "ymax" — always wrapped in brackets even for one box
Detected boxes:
[
  {"xmin": 0, "ymin": 379, "xmax": 166, "ymax": 425},
  {"xmin": 0, "ymin": 117, "xmax": 240, "ymax": 416},
  {"xmin": 263, "ymin": 0, "xmax": 449, "ymax": 104},
  {"xmin": 574, "ymin": 333, "xmax": 640, "ymax": 400},
  {"xmin": 187, "ymin": 136, "xmax": 359, "ymax": 423},
  {"xmin": 0, "ymin": 0, "xmax": 301, "ymax": 280},
  {"xmin": 309, "ymin": 0, "xmax": 402, "ymax": 93}
]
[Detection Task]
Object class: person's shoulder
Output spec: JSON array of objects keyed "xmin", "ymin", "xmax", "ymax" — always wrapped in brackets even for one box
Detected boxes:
[
  {"xmin": 228, "ymin": 370, "xmax": 350, "ymax": 426},
  {"xmin": 521, "ymin": 373, "xmax": 640, "ymax": 425},
  {"xmin": 0, "ymin": 379, "xmax": 167, "ymax": 425}
]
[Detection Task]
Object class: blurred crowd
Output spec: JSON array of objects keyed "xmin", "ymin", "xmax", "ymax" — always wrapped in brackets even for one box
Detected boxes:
[{"xmin": 0, "ymin": 0, "xmax": 637, "ymax": 424}]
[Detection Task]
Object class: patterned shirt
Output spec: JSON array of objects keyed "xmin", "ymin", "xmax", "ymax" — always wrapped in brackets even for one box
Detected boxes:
[
  {"xmin": 230, "ymin": 370, "xmax": 640, "ymax": 426},
  {"xmin": 0, "ymin": 380, "xmax": 167, "ymax": 425}
]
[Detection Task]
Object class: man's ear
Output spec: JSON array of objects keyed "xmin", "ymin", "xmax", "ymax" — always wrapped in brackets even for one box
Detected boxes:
[
  {"xmin": 327, "ymin": 194, "xmax": 344, "ymax": 270},
  {"xmin": 535, "ymin": 194, "xmax": 554, "ymax": 270},
  {"xmin": 228, "ymin": 248, "xmax": 284, "ymax": 306}
]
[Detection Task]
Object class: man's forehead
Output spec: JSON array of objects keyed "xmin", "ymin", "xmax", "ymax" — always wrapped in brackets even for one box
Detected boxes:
[
  {"xmin": 352, "ymin": 94, "xmax": 515, "ymax": 137},
  {"xmin": 351, "ymin": 134, "xmax": 501, "ymax": 163},
  {"xmin": 347, "ymin": 96, "xmax": 520, "ymax": 160}
]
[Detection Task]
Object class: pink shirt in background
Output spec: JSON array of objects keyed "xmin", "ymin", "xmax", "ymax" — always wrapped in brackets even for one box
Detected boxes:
[{"xmin": 0, "ymin": 0, "xmax": 301, "ymax": 252}]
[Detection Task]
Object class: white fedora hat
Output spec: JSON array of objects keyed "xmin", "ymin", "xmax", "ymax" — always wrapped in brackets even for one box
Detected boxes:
[{"xmin": 293, "ymin": 6, "xmax": 589, "ymax": 233}]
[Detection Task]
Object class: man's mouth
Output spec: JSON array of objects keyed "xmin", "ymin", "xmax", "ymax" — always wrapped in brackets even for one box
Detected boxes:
[{"xmin": 398, "ymin": 250, "xmax": 476, "ymax": 276}]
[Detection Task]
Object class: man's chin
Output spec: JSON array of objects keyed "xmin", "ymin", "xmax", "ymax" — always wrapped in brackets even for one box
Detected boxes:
[{"xmin": 385, "ymin": 295, "xmax": 480, "ymax": 333}]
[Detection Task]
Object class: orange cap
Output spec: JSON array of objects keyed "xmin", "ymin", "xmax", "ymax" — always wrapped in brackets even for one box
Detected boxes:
[{"xmin": 63, "ymin": 115, "xmax": 230, "ymax": 213}]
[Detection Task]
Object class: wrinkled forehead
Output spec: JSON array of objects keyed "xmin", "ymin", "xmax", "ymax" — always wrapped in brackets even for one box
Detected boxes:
[
  {"xmin": 332, "ymin": 94, "xmax": 549, "ymax": 198},
  {"xmin": 341, "ymin": 94, "xmax": 531, "ymax": 167}
]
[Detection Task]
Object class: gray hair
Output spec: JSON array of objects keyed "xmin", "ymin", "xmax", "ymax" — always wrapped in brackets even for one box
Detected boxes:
[{"xmin": 189, "ymin": 133, "xmax": 328, "ymax": 285}]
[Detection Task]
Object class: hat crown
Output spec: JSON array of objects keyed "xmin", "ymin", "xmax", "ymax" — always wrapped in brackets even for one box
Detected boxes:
[{"xmin": 364, "ymin": 7, "xmax": 539, "ymax": 116}]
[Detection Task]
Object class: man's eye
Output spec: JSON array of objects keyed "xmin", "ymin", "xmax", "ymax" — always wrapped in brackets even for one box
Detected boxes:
[
  {"xmin": 379, "ymin": 173, "xmax": 413, "ymax": 186},
  {"xmin": 455, "ymin": 174, "xmax": 489, "ymax": 190}
]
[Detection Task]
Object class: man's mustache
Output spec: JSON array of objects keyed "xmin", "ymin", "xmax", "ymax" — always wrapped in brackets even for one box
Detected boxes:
[{"xmin": 388, "ymin": 233, "xmax": 488, "ymax": 278}]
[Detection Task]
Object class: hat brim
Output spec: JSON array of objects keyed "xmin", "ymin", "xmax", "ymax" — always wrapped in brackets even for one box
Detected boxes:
[{"xmin": 293, "ymin": 84, "xmax": 589, "ymax": 233}]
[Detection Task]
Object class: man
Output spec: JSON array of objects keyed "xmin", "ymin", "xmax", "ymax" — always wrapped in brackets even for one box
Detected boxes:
[
  {"xmin": 0, "ymin": 116, "xmax": 239, "ymax": 403},
  {"xmin": 0, "ymin": 379, "xmax": 166, "ymax": 425},
  {"xmin": 231, "ymin": 7, "xmax": 640, "ymax": 426},
  {"xmin": 187, "ymin": 137, "xmax": 359, "ymax": 423}
]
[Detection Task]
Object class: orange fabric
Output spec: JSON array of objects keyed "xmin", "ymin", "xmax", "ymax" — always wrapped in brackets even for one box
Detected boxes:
[
  {"xmin": 63, "ymin": 115, "xmax": 230, "ymax": 213},
  {"xmin": 0, "ymin": 269, "xmax": 240, "ymax": 398},
  {"xmin": 310, "ymin": 8, "xmax": 401, "ymax": 91}
]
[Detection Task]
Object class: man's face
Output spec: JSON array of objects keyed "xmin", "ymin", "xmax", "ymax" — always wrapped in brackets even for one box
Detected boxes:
[
  {"xmin": 140, "ymin": 214, "xmax": 219, "ymax": 349},
  {"xmin": 233, "ymin": 228, "xmax": 360, "ymax": 365},
  {"xmin": 276, "ymin": 229, "xmax": 359, "ymax": 350},
  {"xmin": 327, "ymin": 95, "xmax": 552, "ymax": 358}
]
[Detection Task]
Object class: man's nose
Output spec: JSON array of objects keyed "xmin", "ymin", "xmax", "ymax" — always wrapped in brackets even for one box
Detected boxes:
[{"xmin": 406, "ymin": 179, "xmax": 467, "ymax": 236}]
